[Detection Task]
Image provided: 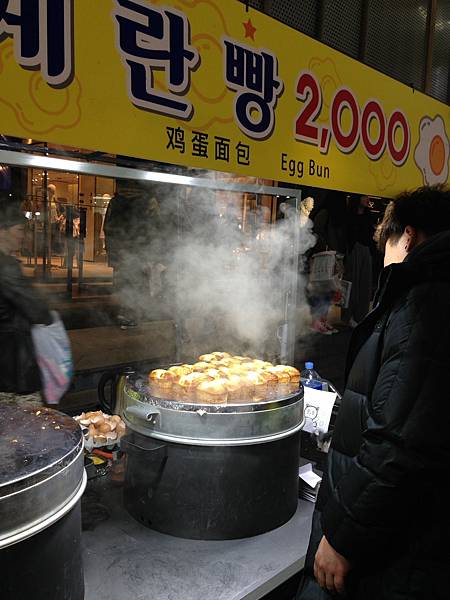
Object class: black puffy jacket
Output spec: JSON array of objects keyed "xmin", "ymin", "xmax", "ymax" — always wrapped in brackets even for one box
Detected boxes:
[
  {"xmin": 299, "ymin": 231, "xmax": 450, "ymax": 600},
  {"xmin": 0, "ymin": 253, "xmax": 51, "ymax": 393}
]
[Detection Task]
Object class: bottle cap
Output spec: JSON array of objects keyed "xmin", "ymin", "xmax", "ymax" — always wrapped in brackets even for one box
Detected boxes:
[{"xmin": 305, "ymin": 362, "xmax": 314, "ymax": 370}]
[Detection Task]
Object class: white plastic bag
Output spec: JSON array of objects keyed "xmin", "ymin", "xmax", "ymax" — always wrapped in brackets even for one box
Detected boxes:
[
  {"xmin": 309, "ymin": 251, "xmax": 337, "ymax": 282},
  {"xmin": 31, "ymin": 311, "xmax": 73, "ymax": 404}
]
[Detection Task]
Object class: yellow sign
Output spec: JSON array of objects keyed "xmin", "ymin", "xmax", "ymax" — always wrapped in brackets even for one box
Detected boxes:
[{"xmin": 0, "ymin": 0, "xmax": 449, "ymax": 197}]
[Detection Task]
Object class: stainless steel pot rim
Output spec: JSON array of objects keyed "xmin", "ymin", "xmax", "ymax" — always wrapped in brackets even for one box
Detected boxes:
[
  {"xmin": 0, "ymin": 405, "xmax": 84, "ymax": 489},
  {"xmin": 0, "ymin": 470, "xmax": 87, "ymax": 550},
  {"xmin": 0, "ymin": 443, "xmax": 84, "ymax": 500},
  {"xmin": 0, "ymin": 437, "xmax": 84, "ymax": 493},
  {"xmin": 123, "ymin": 416, "xmax": 305, "ymax": 446},
  {"xmin": 124, "ymin": 383, "xmax": 303, "ymax": 414}
]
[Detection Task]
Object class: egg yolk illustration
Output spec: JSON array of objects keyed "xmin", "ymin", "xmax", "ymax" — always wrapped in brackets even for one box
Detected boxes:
[
  {"xmin": 429, "ymin": 135, "xmax": 446, "ymax": 176},
  {"xmin": 414, "ymin": 115, "xmax": 449, "ymax": 186}
]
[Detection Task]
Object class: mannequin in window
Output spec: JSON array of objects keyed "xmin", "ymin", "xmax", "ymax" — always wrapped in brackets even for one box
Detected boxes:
[
  {"xmin": 48, "ymin": 184, "xmax": 62, "ymax": 263},
  {"xmin": 300, "ymin": 196, "xmax": 314, "ymax": 226},
  {"xmin": 97, "ymin": 193, "xmax": 110, "ymax": 256},
  {"xmin": 53, "ymin": 202, "xmax": 66, "ymax": 260},
  {"xmin": 47, "ymin": 184, "xmax": 58, "ymax": 223}
]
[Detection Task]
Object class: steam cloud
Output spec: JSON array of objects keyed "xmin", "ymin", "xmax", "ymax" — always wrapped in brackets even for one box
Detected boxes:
[{"xmin": 110, "ymin": 178, "xmax": 316, "ymax": 361}]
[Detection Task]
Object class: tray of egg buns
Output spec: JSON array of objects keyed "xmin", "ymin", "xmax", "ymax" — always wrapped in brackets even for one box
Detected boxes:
[{"xmin": 148, "ymin": 352, "xmax": 301, "ymax": 405}]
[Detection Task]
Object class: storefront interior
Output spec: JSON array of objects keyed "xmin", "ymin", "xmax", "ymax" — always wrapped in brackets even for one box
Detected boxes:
[{"xmin": 0, "ymin": 143, "xmax": 306, "ymax": 372}]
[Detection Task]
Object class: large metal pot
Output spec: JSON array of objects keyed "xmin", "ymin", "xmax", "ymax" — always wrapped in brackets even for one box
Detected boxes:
[
  {"xmin": 100, "ymin": 371, "xmax": 304, "ymax": 539},
  {"xmin": 0, "ymin": 404, "xmax": 86, "ymax": 599},
  {"xmin": 101, "ymin": 371, "xmax": 304, "ymax": 446}
]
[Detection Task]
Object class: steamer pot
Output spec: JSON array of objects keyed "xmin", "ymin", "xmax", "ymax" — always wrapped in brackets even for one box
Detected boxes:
[
  {"xmin": 100, "ymin": 371, "xmax": 305, "ymax": 539},
  {"xmin": 0, "ymin": 404, "xmax": 86, "ymax": 599},
  {"xmin": 102, "ymin": 371, "xmax": 304, "ymax": 446}
]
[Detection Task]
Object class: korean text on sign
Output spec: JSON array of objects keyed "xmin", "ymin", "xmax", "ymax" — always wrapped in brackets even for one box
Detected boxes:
[
  {"xmin": 114, "ymin": 0, "xmax": 200, "ymax": 120},
  {"xmin": 223, "ymin": 38, "xmax": 283, "ymax": 140},
  {"xmin": 0, "ymin": 0, "xmax": 73, "ymax": 86}
]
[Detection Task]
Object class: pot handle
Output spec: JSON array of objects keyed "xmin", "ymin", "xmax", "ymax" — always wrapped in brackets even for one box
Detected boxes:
[
  {"xmin": 120, "ymin": 434, "xmax": 166, "ymax": 453},
  {"xmin": 97, "ymin": 370, "xmax": 118, "ymax": 413},
  {"xmin": 125, "ymin": 404, "xmax": 160, "ymax": 422},
  {"xmin": 98, "ymin": 367, "xmax": 135, "ymax": 414}
]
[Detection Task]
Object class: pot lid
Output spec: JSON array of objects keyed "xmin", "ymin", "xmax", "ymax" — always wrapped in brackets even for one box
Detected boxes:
[{"xmin": 0, "ymin": 404, "xmax": 83, "ymax": 495}]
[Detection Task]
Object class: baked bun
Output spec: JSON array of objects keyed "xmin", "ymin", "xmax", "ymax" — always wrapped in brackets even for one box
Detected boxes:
[
  {"xmin": 196, "ymin": 378, "xmax": 228, "ymax": 404},
  {"xmin": 198, "ymin": 353, "xmax": 216, "ymax": 363},
  {"xmin": 270, "ymin": 365, "xmax": 301, "ymax": 393},
  {"xmin": 149, "ymin": 369, "xmax": 174, "ymax": 398},
  {"xmin": 192, "ymin": 361, "xmax": 211, "ymax": 372},
  {"xmin": 228, "ymin": 363, "xmax": 249, "ymax": 375},
  {"xmin": 239, "ymin": 361, "xmax": 259, "ymax": 372},
  {"xmin": 149, "ymin": 354, "xmax": 300, "ymax": 403},
  {"xmin": 223, "ymin": 375, "xmax": 244, "ymax": 403},
  {"xmin": 168, "ymin": 365, "xmax": 191, "ymax": 381},
  {"xmin": 266, "ymin": 366, "xmax": 291, "ymax": 396},
  {"xmin": 260, "ymin": 370, "xmax": 279, "ymax": 397},
  {"xmin": 173, "ymin": 372, "xmax": 212, "ymax": 402},
  {"xmin": 217, "ymin": 366, "xmax": 232, "ymax": 376},
  {"xmin": 266, "ymin": 365, "xmax": 291, "ymax": 382},
  {"xmin": 232, "ymin": 355, "xmax": 253, "ymax": 364},
  {"xmin": 251, "ymin": 359, "xmax": 268, "ymax": 369},
  {"xmin": 149, "ymin": 368, "xmax": 174, "ymax": 383},
  {"xmin": 231, "ymin": 373, "xmax": 253, "ymax": 401},
  {"xmin": 211, "ymin": 352, "xmax": 231, "ymax": 360},
  {"xmin": 280, "ymin": 365, "xmax": 301, "ymax": 383},
  {"xmin": 243, "ymin": 371, "xmax": 268, "ymax": 401},
  {"xmin": 259, "ymin": 361, "xmax": 274, "ymax": 369},
  {"xmin": 205, "ymin": 368, "xmax": 221, "ymax": 379},
  {"xmin": 283, "ymin": 365, "xmax": 301, "ymax": 392},
  {"xmin": 212, "ymin": 357, "xmax": 235, "ymax": 368}
]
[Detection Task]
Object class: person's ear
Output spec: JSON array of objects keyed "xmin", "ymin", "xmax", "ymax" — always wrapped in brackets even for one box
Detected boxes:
[{"xmin": 404, "ymin": 225, "xmax": 417, "ymax": 252}]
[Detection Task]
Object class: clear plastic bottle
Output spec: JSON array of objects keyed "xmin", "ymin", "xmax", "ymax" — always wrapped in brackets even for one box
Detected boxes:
[{"xmin": 301, "ymin": 362, "xmax": 327, "ymax": 391}]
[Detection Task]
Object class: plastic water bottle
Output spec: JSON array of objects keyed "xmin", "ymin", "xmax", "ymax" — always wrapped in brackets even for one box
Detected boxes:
[{"xmin": 301, "ymin": 362, "xmax": 327, "ymax": 391}]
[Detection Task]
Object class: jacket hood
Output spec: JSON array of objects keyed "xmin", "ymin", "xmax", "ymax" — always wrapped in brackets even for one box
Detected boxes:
[
  {"xmin": 376, "ymin": 230, "xmax": 450, "ymax": 307},
  {"xmin": 405, "ymin": 229, "xmax": 450, "ymax": 276}
]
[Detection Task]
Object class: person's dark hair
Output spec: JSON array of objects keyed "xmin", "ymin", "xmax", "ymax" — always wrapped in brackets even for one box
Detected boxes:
[
  {"xmin": 0, "ymin": 191, "xmax": 25, "ymax": 229},
  {"xmin": 376, "ymin": 185, "xmax": 450, "ymax": 252}
]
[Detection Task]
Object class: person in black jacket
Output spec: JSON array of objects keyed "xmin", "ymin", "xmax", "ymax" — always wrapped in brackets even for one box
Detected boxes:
[
  {"xmin": 307, "ymin": 191, "xmax": 347, "ymax": 334},
  {"xmin": 0, "ymin": 194, "xmax": 52, "ymax": 403},
  {"xmin": 297, "ymin": 185, "xmax": 450, "ymax": 600},
  {"xmin": 341, "ymin": 195, "xmax": 375, "ymax": 327},
  {"xmin": 104, "ymin": 181, "xmax": 168, "ymax": 327}
]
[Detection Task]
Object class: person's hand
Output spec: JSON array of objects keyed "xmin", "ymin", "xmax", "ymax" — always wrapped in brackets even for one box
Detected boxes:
[{"xmin": 314, "ymin": 535, "xmax": 351, "ymax": 596}]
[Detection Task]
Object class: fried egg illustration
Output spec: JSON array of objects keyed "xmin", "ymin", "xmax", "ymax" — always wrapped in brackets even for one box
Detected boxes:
[
  {"xmin": 369, "ymin": 151, "xmax": 398, "ymax": 193},
  {"xmin": 0, "ymin": 40, "xmax": 81, "ymax": 136},
  {"xmin": 414, "ymin": 115, "xmax": 449, "ymax": 186},
  {"xmin": 307, "ymin": 56, "xmax": 342, "ymax": 125}
]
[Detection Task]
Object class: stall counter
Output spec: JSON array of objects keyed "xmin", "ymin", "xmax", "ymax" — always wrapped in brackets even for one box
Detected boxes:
[{"xmin": 82, "ymin": 476, "xmax": 314, "ymax": 600}]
